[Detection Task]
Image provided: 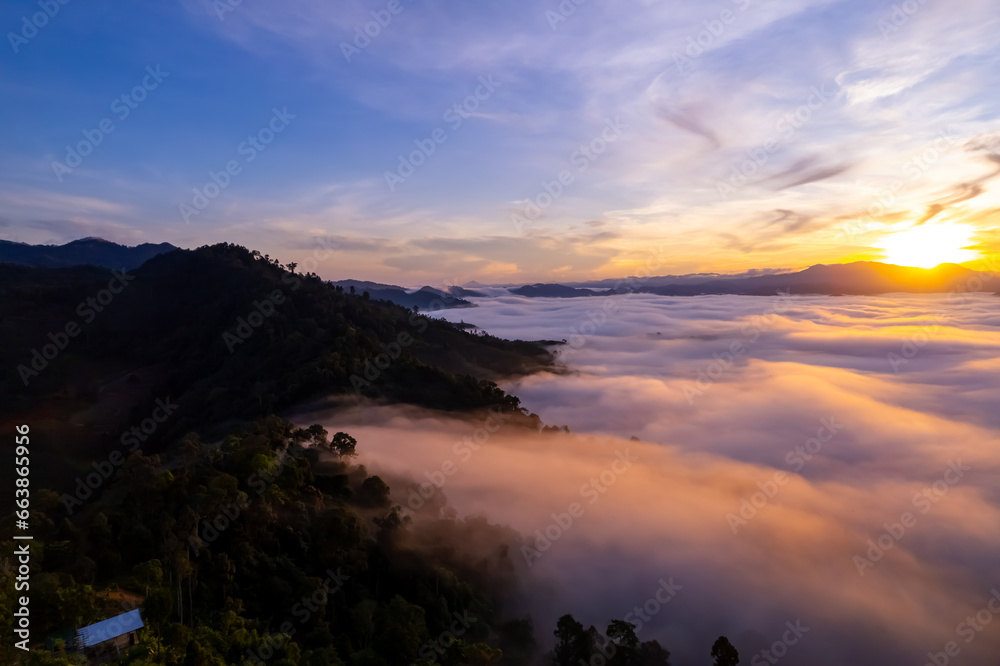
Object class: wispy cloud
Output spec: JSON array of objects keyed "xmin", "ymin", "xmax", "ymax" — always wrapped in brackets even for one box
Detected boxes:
[{"xmin": 1, "ymin": 0, "xmax": 998, "ymax": 279}]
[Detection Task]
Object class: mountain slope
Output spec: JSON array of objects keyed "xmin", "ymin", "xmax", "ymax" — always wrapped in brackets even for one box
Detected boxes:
[
  {"xmin": 0, "ymin": 237, "xmax": 178, "ymax": 270},
  {"xmin": 330, "ymin": 280, "xmax": 474, "ymax": 310},
  {"xmin": 0, "ymin": 244, "xmax": 555, "ymax": 487}
]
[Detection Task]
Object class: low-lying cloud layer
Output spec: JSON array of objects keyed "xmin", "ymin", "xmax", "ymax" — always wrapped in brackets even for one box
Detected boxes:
[{"xmin": 301, "ymin": 292, "xmax": 1000, "ymax": 665}]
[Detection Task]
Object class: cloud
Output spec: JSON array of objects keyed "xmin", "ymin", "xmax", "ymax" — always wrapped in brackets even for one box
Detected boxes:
[
  {"xmin": 297, "ymin": 291, "xmax": 1000, "ymax": 665},
  {"xmin": 656, "ymin": 104, "xmax": 722, "ymax": 149},
  {"xmin": 717, "ymin": 209, "xmax": 831, "ymax": 254},
  {"xmin": 764, "ymin": 208, "xmax": 817, "ymax": 234},
  {"xmin": 915, "ymin": 151, "xmax": 1000, "ymax": 224},
  {"xmin": 764, "ymin": 156, "xmax": 852, "ymax": 190}
]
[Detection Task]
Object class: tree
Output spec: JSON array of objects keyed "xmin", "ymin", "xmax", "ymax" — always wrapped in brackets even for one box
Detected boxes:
[
  {"xmin": 358, "ymin": 476, "xmax": 391, "ymax": 508},
  {"xmin": 606, "ymin": 619, "xmax": 639, "ymax": 666},
  {"xmin": 131, "ymin": 559, "xmax": 164, "ymax": 592},
  {"xmin": 553, "ymin": 615, "xmax": 598, "ymax": 666},
  {"xmin": 607, "ymin": 620, "xmax": 639, "ymax": 648},
  {"xmin": 331, "ymin": 431, "xmax": 357, "ymax": 457},
  {"xmin": 637, "ymin": 640, "xmax": 671, "ymax": 666},
  {"xmin": 711, "ymin": 636, "xmax": 739, "ymax": 666},
  {"xmin": 553, "ymin": 615, "xmax": 584, "ymax": 666},
  {"xmin": 373, "ymin": 595, "xmax": 428, "ymax": 664},
  {"xmin": 303, "ymin": 424, "xmax": 329, "ymax": 449},
  {"xmin": 463, "ymin": 642, "xmax": 504, "ymax": 665}
]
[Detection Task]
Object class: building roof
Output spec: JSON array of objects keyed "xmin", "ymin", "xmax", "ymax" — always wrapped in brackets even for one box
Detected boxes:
[{"xmin": 76, "ymin": 609, "xmax": 144, "ymax": 648}]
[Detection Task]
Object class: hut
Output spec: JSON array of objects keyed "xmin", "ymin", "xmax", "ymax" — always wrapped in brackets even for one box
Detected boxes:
[{"xmin": 75, "ymin": 609, "xmax": 144, "ymax": 661}]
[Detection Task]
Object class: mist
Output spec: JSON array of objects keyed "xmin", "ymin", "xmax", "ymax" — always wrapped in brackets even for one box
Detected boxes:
[{"xmin": 298, "ymin": 292, "xmax": 1000, "ymax": 665}]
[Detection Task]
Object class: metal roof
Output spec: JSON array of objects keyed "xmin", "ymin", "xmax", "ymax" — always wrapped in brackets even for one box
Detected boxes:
[{"xmin": 76, "ymin": 609, "xmax": 144, "ymax": 648}]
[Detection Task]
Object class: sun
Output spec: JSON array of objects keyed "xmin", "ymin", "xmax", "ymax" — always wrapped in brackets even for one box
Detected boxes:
[{"xmin": 875, "ymin": 222, "xmax": 980, "ymax": 269}]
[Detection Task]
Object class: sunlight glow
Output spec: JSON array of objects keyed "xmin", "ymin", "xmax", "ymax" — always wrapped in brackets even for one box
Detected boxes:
[{"xmin": 875, "ymin": 223, "xmax": 980, "ymax": 268}]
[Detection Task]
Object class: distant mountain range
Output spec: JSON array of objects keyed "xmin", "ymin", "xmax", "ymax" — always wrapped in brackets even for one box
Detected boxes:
[
  {"xmin": 3, "ymin": 239, "xmax": 993, "ymax": 299},
  {"xmin": 511, "ymin": 283, "xmax": 604, "ymax": 298},
  {"xmin": 341, "ymin": 261, "xmax": 997, "ymax": 302},
  {"xmin": 509, "ymin": 262, "xmax": 998, "ymax": 298},
  {"xmin": 0, "ymin": 237, "xmax": 178, "ymax": 270},
  {"xmin": 565, "ymin": 267, "xmax": 791, "ymax": 290},
  {"xmin": 330, "ymin": 280, "xmax": 478, "ymax": 310}
]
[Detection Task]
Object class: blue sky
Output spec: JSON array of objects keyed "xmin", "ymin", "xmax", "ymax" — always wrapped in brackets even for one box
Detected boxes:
[{"xmin": 2, "ymin": 0, "xmax": 999, "ymax": 284}]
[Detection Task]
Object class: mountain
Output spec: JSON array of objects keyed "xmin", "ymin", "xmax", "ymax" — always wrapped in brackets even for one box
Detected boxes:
[
  {"xmin": 567, "ymin": 267, "xmax": 790, "ymax": 290},
  {"xmin": 511, "ymin": 283, "xmax": 602, "ymax": 298},
  {"xmin": 0, "ymin": 243, "xmax": 556, "ymax": 489},
  {"xmin": 0, "ymin": 243, "xmax": 687, "ymax": 666},
  {"xmin": 447, "ymin": 284, "xmax": 487, "ymax": 298},
  {"xmin": 330, "ymin": 279, "xmax": 475, "ymax": 310},
  {"xmin": 0, "ymin": 244, "xmax": 570, "ymax": 666},
  {"xmin": 642, "ymin": 262, "xmax": 988, "ymax": 296},
  {"xmin": 511, "ymin": 262, "xmax": 995, "ymax": 298},
  {"xmin": 0, "ymin": 237, "xmax": 178, "ymax": 270}
]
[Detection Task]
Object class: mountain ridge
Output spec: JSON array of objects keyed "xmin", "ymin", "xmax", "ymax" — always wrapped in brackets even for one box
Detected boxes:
[
  {"xmin": 6, "ymin": 239, "xmax": 994, "ymax": 297},
  {"xmin": 0, "ymin": 243, "xmax": 557, "ymax": 489},
  {"xmin": 505, "ymin": 262, "xmax": 998, "ymax": 297},
  {"xmin": 0, "ymin": 237, "xmax": 179, "ymax": 270}
]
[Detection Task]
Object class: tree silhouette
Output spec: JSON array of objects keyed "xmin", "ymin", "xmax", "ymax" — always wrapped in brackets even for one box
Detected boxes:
[
  {"xmin": 607, "ymin": 619, "xmax": 639, "ymax": 649},
  {"xmin": 553, "ymin": 614, "xmax": 594, "ymax": 666},
  {"xmin": 711, "ymin": 636, "xmax": 739, "ymax": 666},
  {"xmin": 331, "ymin": 431, "xmax": 358, "ymax": 457},
  {"xmin": 303, "ymin": 424, "xmax": 329, "ymax": 448},
  {"xmin": 606, "ymin": 619, "xmax": 637, "ymax": 665},
  {"xmin": 637, "ymin": 640, "xmax": 671, "ymax": 665}
]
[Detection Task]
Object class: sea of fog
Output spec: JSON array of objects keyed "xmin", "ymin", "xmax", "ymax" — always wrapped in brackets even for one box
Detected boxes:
[{"xmin": 303, "ymin": 292, "xmax": 1000, "ymax": 666}]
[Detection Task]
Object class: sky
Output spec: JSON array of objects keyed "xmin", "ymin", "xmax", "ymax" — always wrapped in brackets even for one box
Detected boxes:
[
  {"xmin": 300, "ymin": 291, "xmax": 1000, "ymax": 665},
  {"xmin": 2, "ymin": 0, "xmax": 999, "ymax": 284}
]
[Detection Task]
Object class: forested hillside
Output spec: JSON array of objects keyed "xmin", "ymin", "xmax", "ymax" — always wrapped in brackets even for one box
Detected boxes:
[
  {"xmin": 0, "ymin": 244, "xmax": 554, "ymax": 488},
  {"xmin": 0, "ymin": 244, "xmax": 680, "ymax": 665},
  {"xmin": 1, "ymin": 417, "xmax": 541, "ymax": 665}
]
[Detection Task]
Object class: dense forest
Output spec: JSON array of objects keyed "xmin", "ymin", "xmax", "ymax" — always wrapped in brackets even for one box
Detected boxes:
[
  {"xmin": 1, "ymin": 245, "xmax": 731, "ymax": 664},
  {"xmin": 1, "ymin": 414, "xmax": 688, "ymax": 665}
]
